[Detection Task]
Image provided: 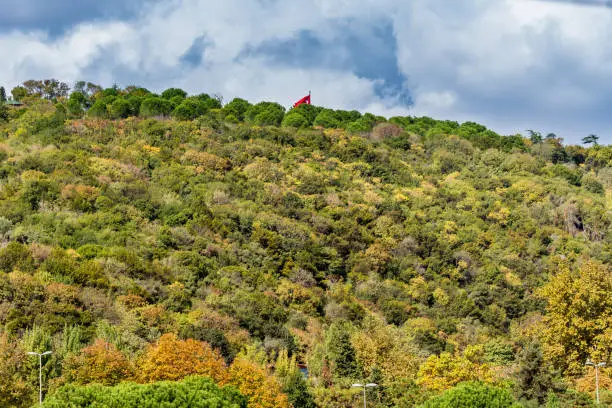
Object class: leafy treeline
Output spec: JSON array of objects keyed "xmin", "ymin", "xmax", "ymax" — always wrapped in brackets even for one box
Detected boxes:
[
  {"xmin": 42, "ymin": 376, "xmax": 247, "ymax": 408},
  {"xmin": 0, "ymin": 79, "xmax": 610, "ymax": 407}
]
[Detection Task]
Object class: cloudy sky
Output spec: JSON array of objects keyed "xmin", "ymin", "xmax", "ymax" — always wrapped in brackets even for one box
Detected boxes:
[{"xmin": 1, "ymin": 0, "xmax": 612, "ymax": 144}]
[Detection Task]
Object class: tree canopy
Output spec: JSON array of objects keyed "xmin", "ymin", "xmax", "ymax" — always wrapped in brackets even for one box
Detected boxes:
[{"xmin": 0, "ymin": 79, "xmax": 610, "ymax": 407}]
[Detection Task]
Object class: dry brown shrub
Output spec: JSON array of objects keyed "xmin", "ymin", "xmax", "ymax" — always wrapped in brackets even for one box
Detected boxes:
[{"xmin": 370, "ymin": 123, "xmax": 403, "ymax": 141}]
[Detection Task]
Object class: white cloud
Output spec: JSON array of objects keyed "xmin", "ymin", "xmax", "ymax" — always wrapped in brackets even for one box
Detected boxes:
[{"xmin": 1, "ymin": 0, "xmax": 611, "ymax": 143}]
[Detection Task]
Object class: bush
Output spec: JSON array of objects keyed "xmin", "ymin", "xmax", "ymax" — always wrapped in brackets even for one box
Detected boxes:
[
  {"xmin": 419, "ymin": 381, "xmax": 521, "ymax": 408},
  {"xmin": 582, "ymin": 175, "xmax": 604, "ymax": 194},
  {"xmin": 371, "ymin": 123, "xmax": 402, "ymax": 141}
]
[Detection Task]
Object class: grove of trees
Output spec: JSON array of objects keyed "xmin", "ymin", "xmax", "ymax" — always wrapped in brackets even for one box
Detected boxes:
[{"xmin": 0, "ymin": 79, "xmax": 610, "ymax": 407}]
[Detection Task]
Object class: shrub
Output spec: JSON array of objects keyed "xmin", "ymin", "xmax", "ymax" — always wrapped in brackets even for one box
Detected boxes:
[{"xmin": 419, "ymin": 381, "xmax": 521, "ymax": 408}]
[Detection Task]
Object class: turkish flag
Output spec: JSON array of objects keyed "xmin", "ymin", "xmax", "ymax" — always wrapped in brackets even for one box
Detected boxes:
[{"xmin": 293, "ymin": 93, "xmax": 311, "ymax": 108}]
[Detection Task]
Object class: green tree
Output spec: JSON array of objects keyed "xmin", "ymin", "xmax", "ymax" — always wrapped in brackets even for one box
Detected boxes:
[
  {"xmin": 11, "ymin": 85, "xmax": 28, "ymax": 101},
  {"xmin": 514, "ymin": 342, "xmax": 559, "ymax": 405},
  {"xmin": 124, "ymin": 85, "xmax": 150, "ymax": 97},
  {"xmin": 109, "ymin": 98, "xmax": 131, "ymax": 119},
  {"xmin": 195, "ymin": 93, "xmax": 222, "ymax": 110},
  {"xmin": 161, "ymin": 88, "xmax": 187, "ymax": 100},
  {"xmin": 419, "ymin": 381, "xmax": 521, "ymax": 408},
  {"xmin": 179, "ymin": 325, "xmax": 235, "ymax": 363},
  {"xmin": 67, "ymin": 92, "xmax": 86, "ymax": 117},
  {"xmin": 223, "ymin": 97, "xmax": 251, "ymax": 121},
  {"xmin": 41, "ymin": 79, "xmax": 70, "ymax": 100},
  {"xmin": 245, "ymin": 102, "xmax": 285, "ymax": 126},
  {"xmin": 325, "ymin": 322, "xmax": 360, "ymax": 380},
  {"xmin": 87, "ymin": 99, "xmax": 109, "ymax": 118},
  {"xmin": 0, "ymin": 86, "xmax": 6, "ymax": 103},
  {"xmin": 42, "ymin": 376, "xmax": 247, "ymax": 408},
  {"xmin": 172, "ymin": 98, "xmax": 207, "ymax": 120},
  {"xmin": 0, "ymin": 104, "xmax": 8, "ymax": 122},
  {"xmin": 140, "ymin": 96, "xmax": 173, "ymax": 117},
  {"xmin": 275, "ymin": 349, "xmax": 316, "ymax": 408},
  {"xmin": 582, "ymin": 134, "xmax": 599, "ymax": 146},
  {"xmin": 313, "ymin": 109, "xmax": 340, "ymax": 128},
  {"xmin": 282, "ymin": 112, "xmax": 308, "ymax": 128},
  {"xmin": 291, "ymin": 103, "xmax": 321, "ymax": 125},
  {"xmin": 527, "ymin": 129, "xmax": 543, "ymax": 144}
]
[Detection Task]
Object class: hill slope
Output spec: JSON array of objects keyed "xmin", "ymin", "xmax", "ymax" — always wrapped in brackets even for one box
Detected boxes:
[{"xmin": 0, "ymin": 86, "xmax": 610, "ymax": 407}]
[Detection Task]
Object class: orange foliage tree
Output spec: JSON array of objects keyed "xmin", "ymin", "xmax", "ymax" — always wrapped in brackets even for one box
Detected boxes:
[
  {"xmin": 138, "ymin": 333, "xmax": 227, "ymax": 383},
  {"xmin": 225, "ymin": 357, "xmax": 290, "ymax": 408},
  {"xmin": 62, "ymin": 339, "xmax": 133, "ymax": 386}
]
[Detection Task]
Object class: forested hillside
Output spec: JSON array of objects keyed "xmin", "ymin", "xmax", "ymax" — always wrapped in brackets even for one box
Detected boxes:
[{"xmin": 0, "ymin": 80, "xmax": 610, "ymax": 407}]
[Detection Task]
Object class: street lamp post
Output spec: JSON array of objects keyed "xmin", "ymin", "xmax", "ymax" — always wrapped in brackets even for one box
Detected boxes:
[
  {"xmin": 27, "ymin": 351, "xmax": 52, "ymax": 406},
  {"xmin": 352, "ymin": 383, "xmax": 378, "ymax": 408},
  {"xmin": 585, "ymin": 359, "xmax": 606, "ymax": 405}
]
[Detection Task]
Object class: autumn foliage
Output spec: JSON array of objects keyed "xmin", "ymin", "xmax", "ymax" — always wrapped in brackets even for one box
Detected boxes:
[
  {"xmin": 225, "ymin": 357, "xmax": 290, "ymax": 408},
  {"xmin": 138, "ymin": 333, "xmax": 227, "ymax": 383},
  {"xmin": 1, "ymin": 80, "xmax": 611, "ymax": 407},
  {"xmin": 62, "ymin": 339, "xmax": 133, "ymax": 386}
]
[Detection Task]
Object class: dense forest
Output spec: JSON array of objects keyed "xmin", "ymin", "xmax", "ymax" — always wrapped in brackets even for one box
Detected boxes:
[{"xmin": 0, "ymin": 79, "xmax": 610, "ymax": 407}]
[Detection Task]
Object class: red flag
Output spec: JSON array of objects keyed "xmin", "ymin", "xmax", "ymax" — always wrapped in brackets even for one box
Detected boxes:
[{"xmin": 293, "ymin": 92, "xmax": 311, "ymax": 108}]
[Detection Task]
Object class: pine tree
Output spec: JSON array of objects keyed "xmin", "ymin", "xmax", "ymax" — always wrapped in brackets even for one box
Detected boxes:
[
  {"xmin": 325, "ymin": 322, "xmax": 361, "ymax": 380},
  {"xmin": 275, "ymin": 350, "xmax": 316, "ymax": 408},
  {"xmin": 582, "ymin": 134, "xmax": 599, "ymax": 146},
  {"xmin": 514, "ymin": 342, "xmax": 559, "ymax": 405},
  {"xmin": 0, "ymin": 86, "xmax": 6, "ymax": 103}
]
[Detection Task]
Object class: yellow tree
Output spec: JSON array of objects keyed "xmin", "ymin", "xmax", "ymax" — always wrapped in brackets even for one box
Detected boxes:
[
  {"xmin": 62, "ymin": 339, "xmax": 133, "ymax": 386},
  {"xmin": 352, "ymin": 315, "xmax": 419, "ymax": 380},
  {"xmin": 138, "ymin": 333, "xmax": 227, "ymax": 383},
  {"xmin": 416, "ymin": 347, "xmax": 494, "ymax": 392},
  {"xmin": 225, "ymin": 357, "xmax": 290, "ymax": 408},
  {"xmin": 538, "ymin": 259, "xmax": 611, "ymax": 375}
]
